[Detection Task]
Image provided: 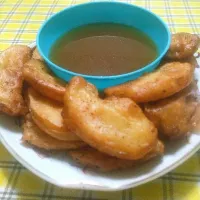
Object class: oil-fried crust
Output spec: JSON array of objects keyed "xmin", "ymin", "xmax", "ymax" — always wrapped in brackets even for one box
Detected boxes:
[
  {"xmin": 23, "ymin": 59, "xmax": 66, "ymax": 102},
  {"xmin": 32, "ymin": 48, "xmax": 43, "ymax": 61},
  {"xmin": 63, "ymin": 77, "xmax": 159, "ymax": 160},
  {"xmin": 0, "ymin": 45, "xmax": 31, "ymax": 116},
  {"xmin": 68, "ymin": 141, "xmax": 164, "ymax": 171},
  {"xmin": 165, "ymin": 33, "xmax": 200, "ymax": 60},
  {"xmin": 27, "ymin": 87, "xmax": 81, "ymax": 141},
  {"xmin": 144, "ymin": 83, "xmax": 199, "ymax": 139},
  {"xmin": 105, "ymin": 62, "xmax": 194, "ymax": 103},
  {"xmin": 22, "ymin": 114, "xmax": 86, "ymax": 150}
]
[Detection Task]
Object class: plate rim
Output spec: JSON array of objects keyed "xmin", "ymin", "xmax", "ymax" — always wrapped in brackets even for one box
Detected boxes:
[
  {"xmin": 0, "ymin": 42, "xmax": 200, "ymax": 191},
  {"xmin": 1, "ymin": 130, "xmax": 200, "ymax": 191}
]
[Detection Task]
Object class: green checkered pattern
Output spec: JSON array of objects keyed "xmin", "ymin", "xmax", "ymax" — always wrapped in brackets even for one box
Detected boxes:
[{"xmin": 0, "ymin": 0, "xmax": 200, "ymax": 199}]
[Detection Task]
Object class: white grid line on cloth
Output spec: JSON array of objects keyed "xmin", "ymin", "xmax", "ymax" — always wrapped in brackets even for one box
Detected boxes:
[
  {"xmin": 1, "ymin": 163, "xmax": 21, "ymax": 200},
  {"xmin": 2, "ymin": 4, "xmax": 200, "ymax": 9},
  {"xmin": 42, "ymin": 183, "xmax": 51, "ymax": 200},
  {"xmin": 122, "ymin": 190, "xmax": 126, "ymax": 200},
  {"xmin": 183, "ymin": 0, "xmax": 199, "ymax": 34},
  {"xmin": 0, "ymin": 0, "xmax": 24, "ymax": 32},
  {"xmin": 128, "ymin": 188, "xmax": 133, "ymax": 200},
  {"xmin": 0, "ymin": 8, "xmax": 200, "ymax": 12},
  {"xmin": 10, "ymin": 0, "xmax": 42, "ymax": 45},
  {"xmin": 0, "ymin": 13, "xmax": 200, "ymax": 18},
  {"xmin": 46, "ymin": 184, "xmax": 55, "ymax": 200},
  {"xmin": 6, "ymin": 168, "xmax": 22, "ymax": 200},
  {"xmin": 168, "ymin": 173, "xmax": 174, "ymax": 200},
  {"xmin": 164, "ymin": 0, "xmax": 176, "ymax": 33},
  {"xmin": 0, "ymin": 192, "xmax": 108, "ymax": 200},
  {"xmin": 1, "ymin": 24, "xmax": 199, "ymax": 29},
  {"xmin": 162, "ymin": 177, "xmax": 168, "ymax": 200}
]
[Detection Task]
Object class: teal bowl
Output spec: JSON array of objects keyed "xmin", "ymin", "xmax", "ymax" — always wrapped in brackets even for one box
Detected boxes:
[{"xmin": 37, "ymin": 1, "xmax": 171, "ymax": 91}]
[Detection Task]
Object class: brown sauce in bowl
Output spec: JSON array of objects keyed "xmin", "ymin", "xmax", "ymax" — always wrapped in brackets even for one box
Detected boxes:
[{"xmin": 50, "ymin": 23, "xmax": 158, "ymax": 76}]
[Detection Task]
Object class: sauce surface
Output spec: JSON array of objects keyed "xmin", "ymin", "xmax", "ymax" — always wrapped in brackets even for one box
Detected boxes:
[{"xmin": 50, "ymin": 23, "xmax": 158, "ymax": 76}]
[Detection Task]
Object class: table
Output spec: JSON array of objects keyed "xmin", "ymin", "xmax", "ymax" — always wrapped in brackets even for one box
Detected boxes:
[{"xmin": 0, "ymin": 0, "xmax": 200, "ymax": 199}]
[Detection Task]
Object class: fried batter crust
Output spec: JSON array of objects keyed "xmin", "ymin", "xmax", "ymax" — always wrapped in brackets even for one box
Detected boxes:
[
  {"xmin": 23, "ymin": 59, "xmax": 66, "ymax": 102},
  {"xmin": 165, "ymin": 33, "xmax": 200, "ymax": 60},
  {"xmin": 64, "ymin": 77, "xmax": 159, "ymax": 160},
  {"xmin": 23, "ymin": 114, "xmax": 86, "ymax": 150},
  {"xmin": 0, "ymin": 45, "xmax": 31, "ymax": 116},
  {"xmin": 105, "ymin": 62, "xmax": 194, "ymax": 103},
  {"xmin": 32, "ymin": 48, "xmax": 43, "ymax": 61},
  {"xmin": 68, "ymin": 141, "xmax": 164, "ymax": 171},
  {"xmin": 27, "ymin": 88, "xmax": 81, "ymax": 141},
  {"xmin": 144, "ymin": 83, "xmax": 199, "ymax": 139}
]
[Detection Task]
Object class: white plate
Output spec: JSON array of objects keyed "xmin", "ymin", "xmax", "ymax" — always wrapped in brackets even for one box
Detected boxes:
[{"xmin": 0, "ymin": 42, "xmax": 200, "ymax": 191}]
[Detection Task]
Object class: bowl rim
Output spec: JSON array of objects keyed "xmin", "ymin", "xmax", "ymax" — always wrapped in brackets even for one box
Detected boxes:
[{"xmin": 37, "ymin": 1, "xmax": 171, "ymax": 80}]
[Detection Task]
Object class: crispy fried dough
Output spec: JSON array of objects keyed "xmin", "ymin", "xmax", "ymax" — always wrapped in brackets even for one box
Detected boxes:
[
  {"xmin": 32, "ymin": 48, "xmax": 43, "ymax": 61},
  {"xmin": 27, "ymin": 87, "xmax": 81, "ymax": 141},
  {"xmin": 0, "ymin": 45, "xmax": 31, "ymax": 116},
  {"xmin": 23, "ymin": 114, "xmax": 85, "ymax": 150},
  {"xmin": 165, "ymin": 33, "xmax": 200, "ymax": 60},
  {"xmin": 68, "ymin": 141, "xmax": 164, "ymax": 171},
  {"xmin": 105, "ymin": 62, "xmax": 194, "ymax": 103},
  {"xmin": 144, "ymin": 83, "xmax": 199, "ymax": 139},
  {"xmin": 63, "ymin": 77, "xmax": 159, "ymax": 160},
  {"xmin": 185, "ymin": 56, "xmax": 199, "ymax": 68},
  {"xmin": 191, "ymin": 105, "xmax": 200, "ymax": 132},
  {"xmin": 23, "ymin": 59, "xmax": 66, "ymax": 102}
]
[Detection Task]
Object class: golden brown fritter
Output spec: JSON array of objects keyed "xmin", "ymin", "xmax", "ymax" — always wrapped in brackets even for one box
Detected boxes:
[
  {"xmin": 68, "ymin": 141, "xmax": 164, "ymax": 171},
  {"xmin": 0, "ymin": 45, "xmax": 31, "ymax": 116},
  {"xmin": 27, "ymin": 87, "xmax": 81, "ymax": 141},
  {"xmin": 165, "ymin": 33, "xmax": 200, "ymax": 60},
  {"xmin": 63, "ymin": 76, "xmax": 159, "ymax": 160},
  {"xmin": 32, "ymin": 48, "xmax": 43, "ymax": 61},
  {"xmin": 105, "ymin": 62, "xmax": 194, "ymax": 103},
  {"xmin": 191, "ymin": 105, "xmax": 200, "ymax": 132},
  {"xmin": 185, "ymin": 56, "xmax": 199, "ymax": 68},
  {"xmin": 22, "ymin": 114, "xmax": 86, "ymax": 150},
  {"xmin": 23, "ymin": 59, "xmax": 66, "ymax": 102},
  {"xmin": 144, "ymin": 83, "xmax": 199, "ymax": 139}
]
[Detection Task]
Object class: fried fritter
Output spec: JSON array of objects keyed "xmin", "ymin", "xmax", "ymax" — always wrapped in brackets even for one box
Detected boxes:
[
  {"xmin": 191, "ymin": 105, "xmax": 200, "ymax": 132},
  {"xmin": 63, "ymin": 77, "xmax": 159, "ymax": 160},
  {"xmin": 144, "ymin": 83, "xmax": 199, "ymax": 139},
  {"xmin": 105, "ymin": 62, "xmax": 194, "ymax": 103},
  {"xmin": 23, "ymin": 114, "xmax": 86, "ymax": 150},
  {"xmin": 27, "ymin": 87, "xmax": 81, "ymax": 141},
  {"xmin": 68, "ymin": 141, "xmax": 164, "ymax": 171},
  {"xmin": 23, "ymin": 59, "xmax": 66, "ymax": 102},
  {"xmin": 0, "ymin": 45, "xmax": 31, "ymax": 116},
  {"xmin": 185, "ymin": 56, "xmax": 199, "ymax": 68},
  {"xmin": 165, "ymin": 33, "xmax": 200, "ymax": 60},
  {"xmin": 32, "ymin": 48, "xmax": 43, "ymax": 61}
]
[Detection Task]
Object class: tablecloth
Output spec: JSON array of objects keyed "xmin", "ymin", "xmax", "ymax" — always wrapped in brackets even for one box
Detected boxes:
[{"xmin": 0, "ymin": 0, "xmax": 200, "ymax": 199}]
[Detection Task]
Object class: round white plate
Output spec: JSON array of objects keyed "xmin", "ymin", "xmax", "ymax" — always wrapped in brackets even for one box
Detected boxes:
[{"xmin": 0, "ymin": 42, "xmax": 200, "ymax": 191}]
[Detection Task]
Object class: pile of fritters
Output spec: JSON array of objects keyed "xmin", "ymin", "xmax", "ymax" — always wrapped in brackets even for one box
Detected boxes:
[{"xmin": 0, "ymin": 33, "xmax": 199, "ymax": 172}]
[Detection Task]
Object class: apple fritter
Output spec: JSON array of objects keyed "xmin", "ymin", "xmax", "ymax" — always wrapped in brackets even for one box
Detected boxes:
[
  {"xmin": 68, "ymin": 141, "xmax": 164, "ymax": 171},
  {"xmin": 165, "ymin": 33, "xmax": 200, "ymax": 60},
  {"xmin": 63, "ymin": 77, "xmax": 160, "ymax": 160},
  {"xmin": 191, "ymin": 105, "xmax": 200, "ymax": 132},
  {"xmin": 23, "ymin": 114, "xmax": 86, "ymax": 150},
  {"xmin": 105, "ymin": 62, "xmax": 194, "ymax": 103},
  {"xmin": 0, "ymin": 45, "xmax": 31, "ymax": 116},
  {"xmin": 32, "ymin": 48, "xmax": 43, "ymax": 61},
  {"xmin": 27, "ymin": 87, "xmax": 81, "ymax": 141},
  {"xmin": 23, "ymin": 59, "xmax": 66, "ymax": 102},
  {"xmin": 144, "ymin": 83, "xmax": 199, "ymax": 139}
]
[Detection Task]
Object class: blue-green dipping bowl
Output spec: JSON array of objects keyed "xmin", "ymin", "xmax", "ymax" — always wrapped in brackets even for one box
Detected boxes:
[{"xmin": 37, "ymin": 1, "xmax": 171, "ymax": 91}]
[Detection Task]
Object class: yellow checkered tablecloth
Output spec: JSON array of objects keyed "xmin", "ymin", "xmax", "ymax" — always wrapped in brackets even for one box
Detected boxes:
[{"xmin": 0, "ymin": 0, "xmax": 200, "ymax": 199}]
